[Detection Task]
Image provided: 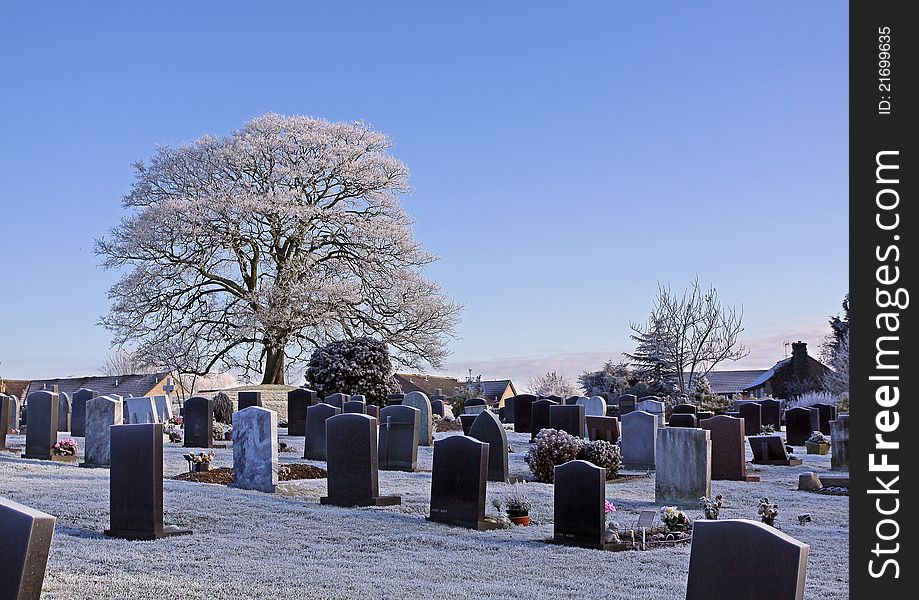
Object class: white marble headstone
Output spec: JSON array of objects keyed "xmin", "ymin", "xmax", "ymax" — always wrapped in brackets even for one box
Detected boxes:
[{"xmin": 232, "ymin": 406, "xmax": 278, "ymax": 493}]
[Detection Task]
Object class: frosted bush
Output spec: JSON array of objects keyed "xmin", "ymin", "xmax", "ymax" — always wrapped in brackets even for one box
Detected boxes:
[
  {"xmin": 525, "ymin": 428, "xmax": 582, "ymax": 483},
  {"xmin": 788, "ymin": 391, "xmax": 839, "ymax": 408},
  {"xmin": 578, "ymin": 440, "xmax": 622, "ymax": 480},
  {"xmin": 305, "ymin": 337, "xmax": 400, "ymax": 406},
  {"xmin": 213, "ymin": 392, "xmax": 233, "ymax": 424}
]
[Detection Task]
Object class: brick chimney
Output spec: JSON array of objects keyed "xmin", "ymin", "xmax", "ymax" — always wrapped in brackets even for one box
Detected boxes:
[{"xmin": 791, "ymin": 341, "xmax": 809, "ymax": 379}]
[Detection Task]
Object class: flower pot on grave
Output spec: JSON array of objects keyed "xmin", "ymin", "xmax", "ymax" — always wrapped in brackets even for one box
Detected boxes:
[
  {"xmin": 195, "ymin": 463, "xmax": 212, "ymax": 472},
  {"xmin": 50, "ymin": 454, "xmax": 78, "ymax": 464},
  {"xmin": 508, "ymin": 514, "xmax": 530, "ymax": 526},
  {"xmin": 805, "ymin": 441, "xmax": 830, "ymax": 455}
]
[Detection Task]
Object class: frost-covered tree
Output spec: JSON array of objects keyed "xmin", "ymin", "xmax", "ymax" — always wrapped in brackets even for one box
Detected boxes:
[
  {"xmin": 526, "ymin": 370, "xmax": 579, "ymax": 398},
  {"xmin": 578, "ymin": 361, "xmax": 634, "ymax": 399},
  {"xmin": 304, "ymin": 337, "xmax": 400, "ymax": 406},
  {"xmin": 820, "ymin": 293, "xmax": 849, "ymax": 397},
  {"xmin": 97, "ymin": 114, "xmax": 461, "ymax": 384},
  {"xmin": 627, "ymin": 278, "xmax": 748, "ymax": 395}
]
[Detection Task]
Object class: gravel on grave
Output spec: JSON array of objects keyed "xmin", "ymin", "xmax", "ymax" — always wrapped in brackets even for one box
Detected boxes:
[{"xmin": 0, "ymin": 429, "xmax": 848, "ymax": 600}]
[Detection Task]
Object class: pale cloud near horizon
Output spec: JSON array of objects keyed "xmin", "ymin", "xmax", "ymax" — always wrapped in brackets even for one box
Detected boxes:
[{"xmin": 442, "ymin": 319, "xmax": 831, "ymax": 390}]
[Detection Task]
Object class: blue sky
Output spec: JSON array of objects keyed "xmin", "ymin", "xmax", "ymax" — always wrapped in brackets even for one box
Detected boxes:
[{"xmin": 0, "ymin": 2, "xmax": 848, "ymax": 384}]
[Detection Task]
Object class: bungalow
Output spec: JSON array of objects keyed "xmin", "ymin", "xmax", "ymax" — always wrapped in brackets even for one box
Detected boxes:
[
  {"xmin": 393, "ymin": 373, "xmax": 463, "ymax": 398},
  {"xmin": 24, "ymin": 372, "xmax": 183, "ymax": 402}
]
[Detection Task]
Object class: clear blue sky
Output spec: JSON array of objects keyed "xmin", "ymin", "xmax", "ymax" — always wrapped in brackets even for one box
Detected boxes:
[{"xmin": 0, "ymin": 2, "xmax": 848, "ymax": 384}]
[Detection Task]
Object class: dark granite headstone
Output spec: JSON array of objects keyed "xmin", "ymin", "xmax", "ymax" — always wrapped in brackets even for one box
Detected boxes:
[
  {"xmin": 56, "ymin": 391, "xmax": 71, "ymax": 432},
  {"xmin": 553, "ymin": 460, "xmax": 607, "ymax": 549},
  {"xmin": 431, "ymin": 399, "xmax": 445, "ymax": 417},
  {"xmin": 386, "ymin": 393, "xmax": 405, "ymax": 405},
  {"xmin": 464, "ymin": 398, "xmax": 487, "ymax": 408},
  {"xmin": 759, "ymin": 398, "xmax": 782, "ymax": 430},
  {"xmin": 321, "ymin": 413, "xmax": 400, "ymax": 506},
  {"xmin": 785, "ymin": 407, "xmax": 815, "ymax": 446},
  {"xmin": 564, "ymin": 396, "xmax": 579, "ymax": 406},
  {"xmin": 287, "ymin": 388, "xmax": 316, "ymax": 437},
  {"xmin": 511, "ymin": 394, "xmax": 538, "ymax": 433},
  {"xmin": 0, "ymin": 497, "xmax": 56, "ymax": 600},
  {"xmin": 739, "ymin": 402, "xmax": 762, "ymax": 436},
  {"xmin": 459, "ymin": 413, "xmax": 476, "ymax": 435},
  {"xmin": 237, "ymin": 391, "xmax": 262, "ymax": 411},
  {"xmin": 183, "ymin": 396, "xmax": 215, "ymax": 448},
  {"xmin": 503, "ymin": 396, "xmax": 516, "ymax": 423},
  {"xmin": 617, "ymin": 394, "xmax": 637, "ymax": 415},
  {"xmin": 468, "ymin": 410, "xmax": 509, "ymax": 482},
  {"xmin": 696, "ymin": 411, "xmax": 714, "ymax": 421},
  {"xmin": 366, "ymin": 404, "xmax": 379, "ymax": 420},
  {"xmin": 105, "ymin": 423, "xmax": 192, "ymax": 540},
  {"xmin": 530, "ymin": 399, "xmax": 558, "ymax": 441},
  {"xmin": 586, "ymin": 416, "xmax": 620, "ymax": 443},
  {"xmin": 428, "ymin": 435, "xmax": 499, "ymax": 530},
  {"xmin": 378, "ymin": 405, "xmax": 420, "ymax": 471},
  {"xmin": 70, "ymin": 388, "xmax": 97, "ymax": 437},
  {"xmin": 668, "ymin": 414, "xmax": 698, "ymax": 428},
  {"xmin": 701, "ymin": 415, "xmax": 753, "ymax": 481},
  {"xmin": 549, "ymin": 404, "xmax": 585, "ymax": 438},
  {"xmin": 830, "ymin": 416, "xmax": 849, "ymax": 470},
  {"xmin": 5, "ymin": 394, "xmax": 21, "ymax": 431},
  {"xmin": 323, "ymin": 393, "xmax": 350, "ymax": 410},
  {"xmin": 303, "ymin": 403, "xmax": 341, "ymax": 461},
  {"xmin": 812, "ymin": 403, "xmax": 837, "ymax": 435},
  {"xmin": 23, "ymin": 391, "xmax": 58, "ymax": 460},
  {"xmin": 0, "ymin": 394, "xmax": 12, "ymax": 449},
  {"xmin": 686, "ymin": 519, "xmax": 809, "ymax": 600},
  {"xmin": 672, "ymin": 403, "xmax": 697, "ymax": 415},
  {"xmin": 343, "ymin": 400, "xmax": 367, "ymax": 414},
  {"xmin": 749, "ymin": 434, "xmax": 801, "ymax": 466}
]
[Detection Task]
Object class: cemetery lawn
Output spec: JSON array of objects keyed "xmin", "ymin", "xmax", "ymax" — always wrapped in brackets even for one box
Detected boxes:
[{"xmin": 0, "ymin": 431, "xmax": 848, "ymax": 600}]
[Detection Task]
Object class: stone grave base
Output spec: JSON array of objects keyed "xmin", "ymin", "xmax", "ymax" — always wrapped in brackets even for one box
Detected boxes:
[
  {"xmin": 752, "ymin": 458, "xmax": 803, "ymax": 466},
  {"xmin": 78, "ymin": 462, "xmax": 109, "ymax": 469},
  {"xmin": 105, "ymin": 525, "xmax": 193, "ymax": 541},
  {"xmin": 320, "ymin": 495, "xmax": 401, "ymax": 507},
  {"xmin": 545, "ymin": 530, "xmax": 692, "ymax": 552},
  {"xmin": 426, "ymin": 515, "xmax": 504, "ymax": 531}
]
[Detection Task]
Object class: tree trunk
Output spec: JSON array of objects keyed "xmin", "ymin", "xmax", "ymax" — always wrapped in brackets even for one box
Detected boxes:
[{"xmin": 262, "ymin": 344, "xmax": 286, "ymax": 385}]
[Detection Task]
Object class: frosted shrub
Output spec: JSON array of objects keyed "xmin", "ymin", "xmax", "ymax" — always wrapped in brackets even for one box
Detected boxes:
[
  {"xmin": 788, "ymin": 391, "xmax": 839, "ymax": 409},
  {"xmin": 525, "ymin": 429, "xmax": 582, "ymax": 483},
  {"xmin": 578, "ymin": 440, "xmax": 622, "ymax": 480},
  {"xmin": 213, "ymin": 392, "xmax": 233, "ymax": 424},
  {"xmin": 305, "ymin": 337, "xmax": 400, "ymax": 406}
]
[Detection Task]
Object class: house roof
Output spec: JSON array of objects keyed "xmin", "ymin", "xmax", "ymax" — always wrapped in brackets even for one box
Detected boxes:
[
  {"xmin": 743, "ymin": 357, "xmax": 792, "ymax": 390},
  {"xmin": 24, "ymin": 373, "xmax": 174, "ymax": 401},
  {"xmin": 473, "ymin": 379, "xmax": 516, "ymax": 400},
  {"xmin": 703, "ymin": 370, "xmax": 769, "ymax": 394},
  {"xmin": 393, "ymin": 373, "xmax": 462, "ymax": 398},
  {"xmin": 0, "ymin": 379, "xmax": 30, "ymax": 399}
]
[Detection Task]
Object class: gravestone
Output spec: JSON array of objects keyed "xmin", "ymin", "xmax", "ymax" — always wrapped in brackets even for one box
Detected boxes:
[
  {"xmin": 321, "ymin": 413, "xmax": 400, "ymax": 507},
  {"xmin": 530, "ymin": 398, "xmax": 558, "ymax": 441},
  {"xmin": 378, "ymin": 404, "xmax": 420, "ymax": 471},
  {"xmin": 697, "ymin": 411, "xmax": 714, "ymax": 421},
  {"xmin": 386, "ymin": 393, "xmax": 405, "ymax": 405},
  {"xmin": 785, "ymin": 407, "xmax": 815, "ymax": 446},
  {"xmin": 739, "ymin": 402, "xmax": 762, "ymax": 436},
  {"xmin": 105, "ymin": 423, "xmax": 192, "ymax": 540},
  {"xmin": 23, "ymin": 391, "xmax": 58, "ymax": 460},
  {"xmin": 427, "ymin": 435, "xmax": 499, "ymax": 530},
  {"xmin": 232, "ymin": 406, "xmax": 278, "ymax": 493},
  {"xmin": 0, "ymin": 394, "xmax": 12, "ymax": 449},
  {"xmin": 151, "ymin": 395, "xmax": 173, "ymax": 423},
  {"xmin": 287, "ymin": 388, "xmax": 316, "ymax": 436},
  {"xmin": 183, "ymin": 396, "xmax": 215, "ymax": 448},
  {"xmin": 636, "ymin": 397, "xmax": 665, "ymax": 428},
  {"xmin": 0, "ymin": 497, "xmax": 56, "ymax": 600},
  {"xmin": 323, "ymin": 393, "xmax": 350, "ymax": 410},
  {"xmin": 549, "ymin": 404, "xmax": 586, "ymax": 439},
  {"xmin": 749, "ymin": 434, "xmax": 802, "ymax": 466},
  {"xmin": 351, "ymin": 395, "xmax": 366, "ymax": 404},
  {"xmin": 80, "ymin": 396, "xmax": 124, "ymax": 468},
  {"xmin": 503, "ymin": 396, "xmax": 516, "ymax": 423},
  {"xmin": 621, "ymin": 410, "xmax": 657, "ymax": 470},
  {"xmin": 511, "ymin": 394, "xmax": 538, "ymax": 434},
  {"xmin": 125, "ymin": 396, "xmax": 158, "ymax": 425},
  {"xmin": 366, "ymin": 404, "xmax": 379, "ymax": 420},
  {"xmin": 463, "ymin": 404, "xmax": 488, "ymax": 416},
  {"xmin": 672, "ymin": 403, "xmax": 698, "ymax": 415},
  {"xmin": 686, "ymin": 519, "xmax": 809, "ymax": 600},
  {"xmin": 71, "ymin": 388, "xmax": 97, "ymax": 437},
  {"xmin": 830, "ymin": 416, "xmax": 849, "ymax": 470},
  {"xmin": 617, "ymin": 394, "xmax": 637, "ymax": 415},
  {"xmin": 586, "ymin": 416, "xmax": 620, "ymax": 443},
  {"xmin": 402, "ymin": 391, "xmax": 433, "ymax": 446},
  {"xmin": 459, "ymin": 414, "xmax": 477, "ymax": 435},
  {"xmin": 5, "ymin": 394, "xmax": 21, "ymax": 431},
  {"xmin": 759, "ymin": 398, "xmax": 782, "ymax": 430},
  {"xmin": 701, "ymin": 415, "xmax": 754, "ymax": 481},
  {"xmin": 468, "ymin": 410, "xmax": 509, "ymax": 482},
  {"xmin": 343, "ymin": 400, "xmax": 367, "ymax": 414},
  {"xmin": 464, "ymin": 398, "xmax": 487, "ymax": 408},
  {"xmin": 655, "ymin": 427, "xmax": 711, "ymax": 505},
  {"xmin": 668, "ymin": 414, "xmax": 698, "ymax": 428},
  {"xmin": 576, "ymin": 396, "xmax": 607, "ymax": 418},
  {"xmin": 812, "ymin": 403, "xmax": 837, "ymax": 435},
  {"xmin": 564, "ymin": 396, "xmax": 580, "ymax": 405},
  {"xmin": 553, "ymin": 460, "xmax": 607, "ymax": 549},
  {"xmin": 431, "ymin": 399, "xmax": 445, "ymax": 417},
  {"xmin": 56, "ymin": 391, "xmax": 71, "ymax": 432},
  {"xmin": 303, "ymin": 403, "xmax": 341, "ymax": 461},
  {"xmin": 237, "ymin": 391, "xmax": 263, "ymax": 411}
]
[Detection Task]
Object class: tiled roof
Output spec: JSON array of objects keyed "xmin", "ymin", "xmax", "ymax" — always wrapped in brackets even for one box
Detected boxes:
[
  {"xmin": 394, "ymin": 373, "xmax": 462, "ymax": 398},
  {"xmin": 24, "ymin": 373, "xmax": 173, "ymax": 401},
  {"xmin": 743, "ymin": 358, "xmax": 792, "ymax": 390},
  {"xmin": 683, "ymin": 370, "xmax": 768, "ymax": 394},
  {"xmin": 0, "ymin": 379, "xmax": 30, "ymax": 399},
  {"xmin": 474, "ymin": 380, "xmax": 515, "ymax": 400}
]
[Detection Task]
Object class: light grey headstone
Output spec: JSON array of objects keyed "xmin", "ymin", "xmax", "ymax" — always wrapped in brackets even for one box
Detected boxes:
[
  {"xmin": 655, "ymin": 427, "xmax": 711, "ymax": 505},
  {"xmin": 232, "ymin": 406, "xmax": 278, "ymax": 493},
  {"xmin": 464, "ymin": 404, "xmax": 488, "ymax": 415},
  {"xmin": 152, "ymin": 395, "xmax": 173, "ymax": 423},
  {"xmin": 620, "ymin": 410, "xmax": 657, "ymax": 470},
  {"xmin": 636, "ymin": 397, "xmax": 665, "ymax": 428},
  {"xmin": 125, "ymin": 396, "xmax": 159, "ymax": 424},
  {"xmin": 577, "ymin": 396, "xmax": 607, "ymax": 417},
  {"xmin": 81, "ymin": 396, "xmax": 123, "ymax": 468},
  {"xmin": 402, "ymin": 391, "xmax": 433, "ymax": 446},
  {"xmin": 56, "ymin": 391, "xmax": 71, "ymax": 432}
]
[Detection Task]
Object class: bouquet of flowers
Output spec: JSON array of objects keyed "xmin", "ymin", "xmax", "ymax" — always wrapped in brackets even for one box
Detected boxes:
[
  {"xmin": 52, "ymin": 438, "xmax": 78, "ymax": 456},
  {"xmin": 660, "ymin": 506, "xmax": 691, "ymax": 531},
  {"xmin": 605, "ymin": 500, "xmax": 617, "ymax": 521},
  {"xmin": 758, "ymin": 497, "xmax": 779, "ymax": 527},
  {"xmin": 700, "ymin": 495, "xmax": 724, "ymax": 520},
  {"xmin": 183, "ymin": 450, "xmax": 215, "ymax": 472},
  {"xmin": 807, "ymin": 431, "xmax": 829, "ymax": 444},
  {"xmin": 168, "ymin": 415, "xmax": 183, "ymax": 426}
]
